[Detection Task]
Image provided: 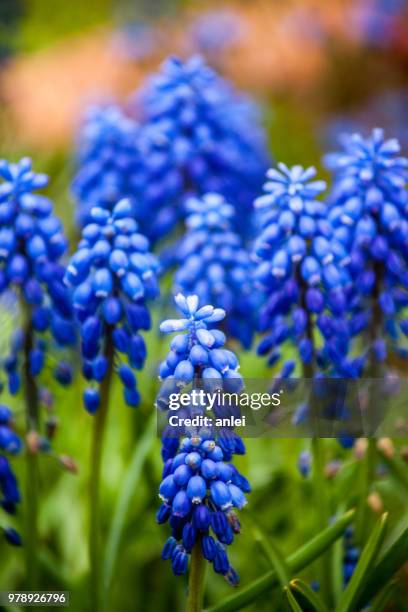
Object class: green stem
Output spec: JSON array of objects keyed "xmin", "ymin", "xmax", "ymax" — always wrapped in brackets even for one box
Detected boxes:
[
  {"xmin": 187, "ymin": 539, "xmax": 207, "ymax": 612},
  {"xmin": 89, "ymin": 332, "xmax": 114, "ymax": 612},
  {"xmin": 298, "ymin": 272, "xmax": 331, "ymax": 605},
  {"xmin": 311, "ymin": 437, "xmax": 331, "ymax": 604},
  {"xmin": 22, "ymin": 303, "xmax": 40, "ymax": 589}
]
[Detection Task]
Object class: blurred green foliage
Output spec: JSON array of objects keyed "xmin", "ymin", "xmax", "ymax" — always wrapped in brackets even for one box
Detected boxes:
[{"xmin": 0, "ymin": 2, "xmax": 407, "ymax": 611}]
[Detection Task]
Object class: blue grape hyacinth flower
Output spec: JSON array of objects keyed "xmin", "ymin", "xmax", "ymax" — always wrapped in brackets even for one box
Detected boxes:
[
  {"xmin": 325, "ymin": 129, "xmax": 408, "ymax": 371},
  {"xmin": 174, "ymin": 193, "xmax": 257, "ymax": 348},
  {"xmin": 0, "ymin": 405, "xmax": 22, "ymax": 545},
  {"xmin": 132, "ymin": 55, "xmax": 270, "ymax": 238},
  {"xmin": 253, "ymin": 162, "xmax": 353, "ymax": 378},
  {"xmin": 65, "ymin": 198, "xmax": 159, "ymax": 411},
  {"xmin": 72, "ymin": 104, "xmax": 193, "ymax": 243},
  {"xmin": 156, "ymin": 294, "xmax": 249, "ymax": 584},
  {"xmin": 0, "ymin": 157, "xmax": 76, "ymax": 392}
]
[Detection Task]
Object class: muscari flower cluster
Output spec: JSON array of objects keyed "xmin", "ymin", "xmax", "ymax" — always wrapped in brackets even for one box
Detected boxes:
[
  {"xmin": 156, "ymin": 294, "xmax": 249, "ymax": 584},
  {"xmin": 0, "ymin": 405, "xmax": 22, "ymax": 546},
  {"xmin": 73, "ymin": 104, "xmax": 182, "ymax": 242},
  {"xmin": 73, "ymin": 56, "xmax": 270, "ymax": 244},
  {"xmin": 0, "ymin": 158, "xmax": 75, "ymax": 393},
  {"xmin": 173, "ymin": 193, "xmax": 257, "ymax": 348},
  {"xmin": 133, "ymin": 55, "xmax": 270, "ymax": 237},
  {"xmin": 325, "ymin": 128, "xmax": 408, "ymax": 370},
  {"xmin": 253, "ymin": 162, "xmax": 356, "ymax": 380},
  {"xmin": 65, "ymin": 198, "xmax": 159, "ymax": 412}
]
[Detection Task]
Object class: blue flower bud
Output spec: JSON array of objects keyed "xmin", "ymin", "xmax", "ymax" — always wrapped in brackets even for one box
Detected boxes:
[
  {"xmin": 0, "ymin": 406, "xmax": 12, "ymax": 424},
  {"xmin": 185, "ymin": 452, "xmax": 202, "ymax": 469},
  {"xmin": 200, "ymin": 459, "xmax": 217, "ymax": 480},
  {"xmin": 210, "ymin": 480, "xmax": 232, "ymax": 510},
  {"xmin": 171, "ymin": 549, "xmax": 188, "ymax": 575},
  {"xmin": 161, "ymin": 535, "xmax": 177, "ymax": 557},
  {"xmin": 172, "ymin": 490, "xmax": 192, "ymax": 517},
  {"xmin": 124, "ymin": 388, "xmax": 140, "ymax": 407},
  {"xmin": 173, "ymin": 464, "xmax": 193, "ymax": 487},
  {"xmin": 187, "ymin": 475, "xmax": 206, "ymax": 504},
  {"xmin": 213, "ymin": 544, "xmax": 230, "ymax": 574},
  {"xmin": 202, "ymin": 535, "xmax": 216, "ymax": 560},
  {"xmin": 182, "ymin": 523, "xmax": 197, "ymax": 551},
  {"xmin": 29, "ymin": 349, "xmax": 44, "ymax": 377},
  {"xmin": 170, "ymin": 334, "xmax": 190, "ymax": 354},
  {"xmin": 301, "ymin": 256, "xmax": 321, "ymax": 286},
  {"xmin": 83, "ymin": 388, "xmax": 100, "ymax": 414},
  {"xmin": 193, "ymin": 504, "xmax": 211, "ymax": 531},
  {"xmin": 102, "ymin": 297, "xmax": 122, "ymax": 324},
  {"xmin": 109, "ymin": 249, "xmax": 128, "ymax": 277},
  {"xmin": 174, "ymin": 360, "xmax": 194, "ymax": 387},
  {"xmin": 209, "ymin": 349, "xmax": 230, "ymax": 374},
  {"xmin": 159, "ymin": 475, "xmax": 178, "ymax": 503},
  {"xmin": 112, "ymin": 327, "xmax": 130, "ymax": 353},
  {"xmin": 7, "ymin": 254, "xmax": 29, "ymax": 284},
  {"xmin": 118, "ymin": 364, "xmax": 136, "ymax": 389},
  {"xmin": 190, "ymin": 344, "xmax": 208, "ymax": 366},
  {"xmin": 121, "ymin": 272, "xmax": 144, "ymax": 300},
  {"xmin": 215, "ymin": 463, "xmax": 233, "ymax": 483}
]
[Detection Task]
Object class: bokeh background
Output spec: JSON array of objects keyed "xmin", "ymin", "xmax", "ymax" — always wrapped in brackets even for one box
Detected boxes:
[{"xmin": 0, "ymin": 1, "xmax": 408, "ymax": 610}]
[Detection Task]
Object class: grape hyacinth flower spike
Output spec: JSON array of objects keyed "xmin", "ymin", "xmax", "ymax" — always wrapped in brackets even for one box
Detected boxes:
[
  {"xmin": 65, "ymin": 197, "xmax": 159, "ymax": 612},
  {"xmin": 0, "ymin": 158, "xmax": 76, "ymax": 391},
  {"xmin": 65, "ymin": 197, "xmax": 159, "ymax": 412},
  {"xmin": 325, "ymin": 128, "xmax": 408, "ymax": 373},
  {"xmin": 157, "ymin": 294, "xmax": 249, "ymax": 592},
  {"xmin": 131, "ymin": 55, "xmax": 270, "ymax": 239},
  {"xmin": 0, "ymin": 405, "xmax": 22, "ymax": 546},
  {"xmin": 253, "ymin": 162, "xmax": 351, "ymax": 379},
  {"xmin": 173, "ymin": 193, "xmax": 257, "ymax": 348},
  {"xmin": 0, "ymin": 157, "xmax": 76, "ymax": 584}
]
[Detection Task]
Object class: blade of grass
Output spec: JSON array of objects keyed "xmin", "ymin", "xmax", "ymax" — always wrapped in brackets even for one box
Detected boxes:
[
  {"xmin": 336, "ymin": 513, "xmax": 388, "ymax": 612},
  {"xmin": 246, "ymin": 514, "xmax": 290, "ymax": 587},
  {"xmin": 289, "ymin": 579, "xmax": 328, "ymax": 612},
  {"xmin": 102, "ymin": 413, "xmax": 157, "ymax": 606},
  {"xmin": 284, "ymin": 587, "xmax": 302, "ymax": 612},
  {"xmin": 205, "ymin": 509, "xmax": 355, "ymax": 612},
  {"xmin": 331, "ymin": 504, "xmax": 346, "ymax": 603},
  {"xmin": 354, "ymin": 522, "xmax": 408, "ymax": 609}
]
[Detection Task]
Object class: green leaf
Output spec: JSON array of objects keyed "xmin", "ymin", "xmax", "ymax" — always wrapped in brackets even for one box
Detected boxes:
[
  {"xmin": 102, "ymin": 414, "xmax": 156, "ymax": 604},
  {"xmin": 284, "ymin": 587, "xmax": 303, "ymax": 612},
  {"xmin": 332, "ymin": 504, "xmax": 346, "ymax": 602},
  {"xmin": 289, "ymin": 579, "xmax": 328, "ymax": 612},
  {"xmin": 205, "ymin": 509, "xmax": 355, "ymax": 612},
  {"xmin": 336, "ymin": 512, "xmax": 388, "ymax": 612},
  {"xmin": 247, "ymin": 514, "xmax": 290, "ymax": 587},
  {"xmin": 354, "ymin": 522, "xmax": 408, "ymax": 608}
]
